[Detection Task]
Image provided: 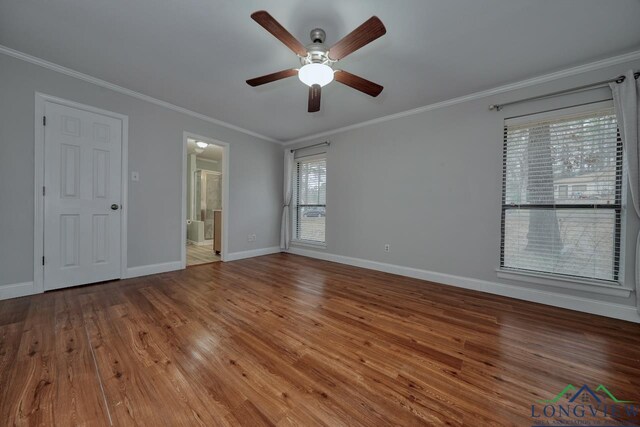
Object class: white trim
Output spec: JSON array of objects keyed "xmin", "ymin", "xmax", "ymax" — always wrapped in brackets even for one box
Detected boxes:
[
  {"xmin": 196, "ymin": 158, "xmax": 219, "ymax": 165},
  {"xmin": 496, "ymin": 269, "xmax": 632, "ymax": 297},
  {"xmin": 197, "ymin": 170, "xmax": 222, "ymax": 176},
  {"xmin": 225, "ymin": 246, "xmax": 281, "ymax": 262},
  {"xmin": 504, "ymin": 100, "xmax": 614, "ymax": 126},
  {"xmin": 125, "ymin": 261, "xmax": 183, "ymax": 279},
  {"xmin": 287, "ymin": 247, "xmax": 640, "ymax": 323},
  {"xmin": 284, "ymin": 49, "xmax": 640, "ymax": 145},
  {"xmin": 5, "ymin": 44, "xmax": 640, "ymax": 148},
  {"xmin": 34, "ymin": 93, "xmax": 129, "ymax": 294},
  {"xmin": 0, "ymin": 282, "xmax": 36, "ymax": 301},
  {"xmin": 0, "ymin": 44, "xmax": 280, "ymax": 144},
  {"xmin": 181, "ymin": 132, "xmax": 230, "ymax": 268},
  {"xmin": 182, "ymin": 133, "xmax": 188, "ymax": 266},
  {"xmin": 121, "ymin": 117, "xmax": 129, "ymax": 278},
  {"xmin": 294, "ymin": 152, "xmax": 328, "ymax": 162},
  {"xmin": 34, "ymin": 95, "xmax": 45, "ymax": 294}
]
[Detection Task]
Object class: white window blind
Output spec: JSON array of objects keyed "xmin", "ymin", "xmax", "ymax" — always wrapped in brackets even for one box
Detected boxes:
[
  {"xmin": 501, "ymin": 106, "xmax": 622, "ymax": 282},
  {"xmin": 293, "ymin": 156, "xmax": 326, "ymax": 243}
]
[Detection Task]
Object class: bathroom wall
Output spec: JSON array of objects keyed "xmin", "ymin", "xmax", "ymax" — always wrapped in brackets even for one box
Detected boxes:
[{"xmin": 187, "ymin": 154, "xmax": 222, "ymax": 220}]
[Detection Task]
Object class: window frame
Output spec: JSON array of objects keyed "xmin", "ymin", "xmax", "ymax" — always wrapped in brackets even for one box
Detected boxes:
[
  {"xmin": 498, "ymin": 101, "xmax": 625, "ymax": 288},
  {"xmin": 291, "ymin": 154, "xmax": 327, "ymax": 247}
]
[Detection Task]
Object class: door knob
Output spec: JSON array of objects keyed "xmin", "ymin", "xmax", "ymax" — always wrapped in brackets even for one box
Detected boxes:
[{"xmin": 111, "ymin": 204, "xmax": 119, "ymax": 210}]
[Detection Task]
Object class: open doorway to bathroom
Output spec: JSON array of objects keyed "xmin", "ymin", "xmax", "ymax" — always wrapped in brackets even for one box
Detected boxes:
[{"xmin": 184, "ymin": 135, "xmax": 226, "ymax": 266}]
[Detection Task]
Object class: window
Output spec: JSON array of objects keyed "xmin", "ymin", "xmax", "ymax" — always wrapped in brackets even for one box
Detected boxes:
[
  {"xmin": 558, "ymin": 185, "xmax": 568, "ymax": 199},
  {"xmin": 501, "ymin": 105, "xmax": 622, "ymax": 283},
  {"xmin": 571, "ymin": 184, "xmax": 587, "ymax": 198},
  {"xmin": 293, "ymin": 155, "xmax": 326, "ymax": 244}
]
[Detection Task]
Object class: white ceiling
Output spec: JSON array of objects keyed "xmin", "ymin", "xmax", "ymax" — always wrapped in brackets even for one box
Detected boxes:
[
  {"xmin": 1, "ymin": 0, "xmax": 639, "ymax": 142},
  {"xmin": 187, "ymin": 138, "xmax": 223, "ymax": 161}
]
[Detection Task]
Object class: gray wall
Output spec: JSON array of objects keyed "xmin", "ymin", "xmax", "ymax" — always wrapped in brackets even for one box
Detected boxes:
[
  {"xmin": 289, "ymin": 58, "xmax": 640, "ymax": 308},
  {"xmin": 0, "ymin": 53, "xmax": 282, "ymax": 286}
]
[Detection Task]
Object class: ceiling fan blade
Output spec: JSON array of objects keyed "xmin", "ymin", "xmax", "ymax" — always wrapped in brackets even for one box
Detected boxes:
[
  {"xmin": 334, "ymin": 70, "xmax": 383, "ymax": 97},
  {"xmin": 246, "ymin": 69, "xmax": 298, "ymax": 87},
  {"xmin": 308, "ymin": 84, "xmax": 321, "ymax": 112},
  {"xmin": 328, "ymin": 16, "xmax": 386, "ymax": 61},
  {"xmin": 251, "ymin": 11, "xmax": 307, "ymax": 56}
]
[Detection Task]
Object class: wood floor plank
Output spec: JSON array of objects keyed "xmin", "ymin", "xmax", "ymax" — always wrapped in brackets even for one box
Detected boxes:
[
  {"xmin": 187, "ymin": 244, "xmax": 220, "ymax": 266},
  {"xmin": 0, "ymin": 292, "xmax": 110, "ymax": 426},
  {"xmin": 1, "ymin": 253, "xmax": 639, "ymax": 426}
]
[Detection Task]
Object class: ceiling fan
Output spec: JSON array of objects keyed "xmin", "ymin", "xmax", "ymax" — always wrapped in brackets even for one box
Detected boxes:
[{"xmin": 246, "ymin": 11, "xmax": 386, "ymax": 112}]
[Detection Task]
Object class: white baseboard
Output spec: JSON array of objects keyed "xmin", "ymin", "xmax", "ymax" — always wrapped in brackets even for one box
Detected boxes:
[
  {"xmin": 226, "ymin": 246, "xmax": 281, "ymax": 262},
  {"xmin": 0, "ymin": 281, "xmax": 37, "ymax": 300},
  {"xmin": 288, "ymin": 247, "xmax": 640, "ymax": 323},
  {"xmin": 125, "ymin": 261, "xmax": 183, "ymax": 279}
]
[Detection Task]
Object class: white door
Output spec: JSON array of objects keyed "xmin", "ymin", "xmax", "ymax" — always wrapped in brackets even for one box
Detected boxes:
[{"xmin": 43, "ymin": 101, "xmax": 122, "ymax": 290}]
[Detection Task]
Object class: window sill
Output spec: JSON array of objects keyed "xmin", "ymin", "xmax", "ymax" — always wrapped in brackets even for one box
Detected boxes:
[
  {"xmin": 290, "ymin": 240, "xmax": 326, "ymax": 250},
  {"xmin": 496, "ymin": 268, "xmax": 633, "ymax": 297}
]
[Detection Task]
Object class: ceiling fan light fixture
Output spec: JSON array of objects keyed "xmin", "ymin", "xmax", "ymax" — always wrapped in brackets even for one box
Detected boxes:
[
  {"xmin": 247, "ymin": 12, "xmax": 386, "ymax": 111},
  {"xmin": 298, "ymin": 63, "xmax": 334, "ymax": 87},
  {"xmin": 196, "ymin": 141, "xmax": 208, "ymax": 149}
]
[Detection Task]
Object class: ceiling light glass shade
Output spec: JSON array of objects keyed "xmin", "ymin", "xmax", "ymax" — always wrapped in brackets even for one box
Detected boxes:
[
  {"xmin": 298, "ymin": 63, "xmax": 334, "ymax": 87},
  {"xmin": 196, "ymin": 141, "xmax": 208, "ymax": 149}
]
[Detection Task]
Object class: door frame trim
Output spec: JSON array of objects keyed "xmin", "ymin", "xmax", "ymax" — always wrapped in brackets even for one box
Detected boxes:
[
  {"xmin": 181, "ymin": 131, "xmax": 230, "ymax": 267},
  {"xmin": 34, "ymin": 92, "xmax": 129, "ymax": 293}
]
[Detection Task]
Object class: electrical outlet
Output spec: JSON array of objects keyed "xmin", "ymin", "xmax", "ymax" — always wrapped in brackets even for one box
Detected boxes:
[
  {"xmin": 384, "ymin": 244, "xmax": 390, "ymax": 252},
  {"xmin": 248, "ymin": 234, "xmax": 257, "ymax": 242}
]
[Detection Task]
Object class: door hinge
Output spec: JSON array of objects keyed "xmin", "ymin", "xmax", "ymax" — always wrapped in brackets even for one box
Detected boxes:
[
  {"xmin": 42, "ymin": 256, "xmax": 45, "ymax": 266},
  {"xmin": 43, "ymin": 186, "xmax": 46, "ymax": 196},
  {"xmin": 43, "ymin": 116, "xmax": 46, "ymax": 126}
]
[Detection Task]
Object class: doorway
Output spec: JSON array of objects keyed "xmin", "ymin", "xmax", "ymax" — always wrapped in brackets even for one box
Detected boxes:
[
  {"xmin": 181, "ymin": 132, "xmax": 229, "ymax": 267},
  {"xmin": 34, "ymin": 93, "xmax": 128, "ymax": 292}
]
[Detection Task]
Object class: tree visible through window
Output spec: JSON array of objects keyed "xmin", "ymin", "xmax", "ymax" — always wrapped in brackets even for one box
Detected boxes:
[{"xmin": 501, "ymin": 106, "xmax": 622, "ymax": 282}]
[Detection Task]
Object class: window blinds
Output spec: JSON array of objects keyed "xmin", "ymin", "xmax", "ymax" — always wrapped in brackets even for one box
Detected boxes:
[
  {"xmin": 294, "ymin": 156, "xmax": 326, "ymax": 243},
  {"xmin": 501, "ymin": 106, "xmax": 622, "ymax": 282}
]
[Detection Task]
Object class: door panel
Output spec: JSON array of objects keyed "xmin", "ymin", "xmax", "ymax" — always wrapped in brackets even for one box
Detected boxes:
[
  {"xmin": 92, "ymin": 149, "xmax": 110, "ymax": 199},
  {"xmin": 60, "ymin": 144, "xmax": 80, "ymax": 198},
  {"xmin": 44, "ymin": 102, "xmax": 122, "ymax": 290},
  {"xmin": 60, "ymin": 214, "xmax": 80, "ymax": 267},
  {"xmin": 92, "ymin": 214, "xmax": 110, "ymax": 264}
]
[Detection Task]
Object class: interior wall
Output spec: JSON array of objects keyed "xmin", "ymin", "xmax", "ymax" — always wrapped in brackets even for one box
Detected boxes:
[
  {"xmin": 0, "ymin": 52, "xmax": 282, "ymax": 287},
  {"xmin": 287, "ymin": 58, "xmax": 640, "ymax": 318}
]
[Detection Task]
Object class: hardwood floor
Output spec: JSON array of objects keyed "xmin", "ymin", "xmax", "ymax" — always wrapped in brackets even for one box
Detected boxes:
[
  {"xmin": 187, "ymin": 244, "xmax": 220, "ymax": 266},
  {"xmin": 1, "ymin": 253, "xmax": 639, "ymax": 426}
]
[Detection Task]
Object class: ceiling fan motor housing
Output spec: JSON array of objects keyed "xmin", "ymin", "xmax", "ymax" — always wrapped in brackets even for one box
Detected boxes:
[
  {"xmin": 302, "ymin": 28, "xmax": 332, "ymax": 65},
  {"xmin": 310, "ymin": 28, "xmax": 326, "ymax": 43}
]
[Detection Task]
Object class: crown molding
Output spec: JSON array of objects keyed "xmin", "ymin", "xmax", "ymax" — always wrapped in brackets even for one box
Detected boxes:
[
  {"xmin": 5, "ymin": 43, "xmax": 639, "ymax": 147},
  {"xmin": 0, "ymin": 44, "xmax": 282, "ymax": 144},
  {"xmin": 284, "ymin": 49, "xmax": 640, "ymax": 145}
]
